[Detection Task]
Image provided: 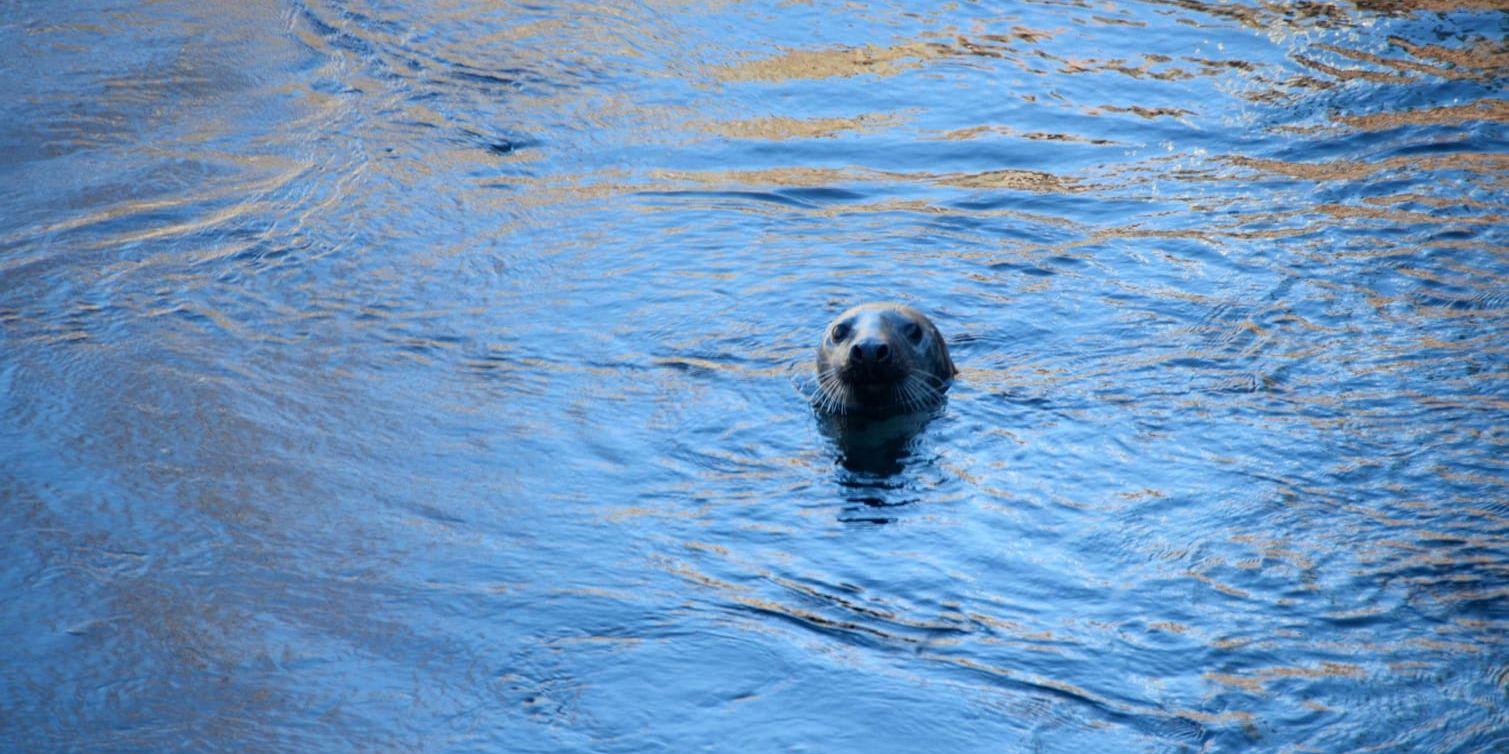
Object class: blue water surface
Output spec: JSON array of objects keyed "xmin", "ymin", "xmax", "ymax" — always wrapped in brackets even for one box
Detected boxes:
[{"xmin": 2, "ymin": 1, "xmax": 1506, "ymax": 751}]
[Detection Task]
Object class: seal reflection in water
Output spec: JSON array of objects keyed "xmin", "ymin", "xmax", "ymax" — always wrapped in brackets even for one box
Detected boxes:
[{"xmin": 814, "ymin": 303, "xmax": 956, "ymax": 475}]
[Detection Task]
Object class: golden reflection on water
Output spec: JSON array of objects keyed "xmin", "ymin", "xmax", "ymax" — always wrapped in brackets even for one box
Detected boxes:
[
  {"xmin": 1230, "ymin": 152, "xmax": 1509, "ymax": 181},
  {"xmin": 928, "ymin": 124, "xmax": 1118, "ymax": 144},
  {"xmin": 699, "ymin": 114, "xmax": 901, "ymax": 140},
  {"xmin": 1386, "ymin": 36, "xmax": 1509, "ymax": 78},
  {"xmin": 1337, "ymin": 97, "xmax": 1509, "ymax": 129},
  {"xmin": 715, "ymin": 41, "xmax": 980, "ymax": 82}
]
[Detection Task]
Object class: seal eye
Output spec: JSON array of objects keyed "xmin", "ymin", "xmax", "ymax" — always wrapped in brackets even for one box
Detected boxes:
[
  {"xmin": 903, "ymin": 321, "xmax": 923, "ymax": 344},
  {"xmin": 831, "ymin": 322, "xmax": 850, "ymax": 341}
]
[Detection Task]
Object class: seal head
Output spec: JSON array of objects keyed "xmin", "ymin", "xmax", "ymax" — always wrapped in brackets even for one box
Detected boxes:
[{"xmin": 814, "ymin": 303, "xmax": 956, "ymax": 416}]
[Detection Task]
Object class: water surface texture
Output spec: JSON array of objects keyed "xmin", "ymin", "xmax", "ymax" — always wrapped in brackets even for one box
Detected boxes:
[{"xmin": 3, "ymin": 1, "xmax": 1507, "ymax": 751}]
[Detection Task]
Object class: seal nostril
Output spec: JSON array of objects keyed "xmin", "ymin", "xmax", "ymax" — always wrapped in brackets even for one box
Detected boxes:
[{"xmin": 875, "ymin": 343, "xmax": 890, "ymax": 361}]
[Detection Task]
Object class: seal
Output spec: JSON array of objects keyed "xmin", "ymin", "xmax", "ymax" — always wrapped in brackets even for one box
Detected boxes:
[{"xmin": 814, "ymin": 302, "xmax": 956, "ymax": 417}]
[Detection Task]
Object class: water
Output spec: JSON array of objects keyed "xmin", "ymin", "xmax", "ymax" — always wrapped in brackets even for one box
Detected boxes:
[{"xmin": 2, "ymin": 1, "xmax": 1506, "ymax": 751}]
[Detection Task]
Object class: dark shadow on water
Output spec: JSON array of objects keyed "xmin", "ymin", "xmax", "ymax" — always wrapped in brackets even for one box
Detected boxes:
[{"xmin": 819, "ymin": 405, "xmax": 945, "ymax": 522}]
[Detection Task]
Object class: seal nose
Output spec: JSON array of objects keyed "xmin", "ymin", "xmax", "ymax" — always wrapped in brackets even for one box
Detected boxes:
[{"xmin": 850, "ymin": 339, "xmax": 891, "ymax": 366}]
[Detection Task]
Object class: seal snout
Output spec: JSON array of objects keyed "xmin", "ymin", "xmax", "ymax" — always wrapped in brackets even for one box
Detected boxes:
[
  {"xmin": 849, "ymin": 338, "xmax": 891, "ymax": 368},
  {"xmin": 842, "ymin": 333, "xmax": 901, "ymax": 386}
]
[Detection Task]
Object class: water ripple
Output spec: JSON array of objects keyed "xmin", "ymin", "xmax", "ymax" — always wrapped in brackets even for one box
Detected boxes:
[{"xmin": 3, "ymin": 0, "xmax": 1507, "ymax": 751}]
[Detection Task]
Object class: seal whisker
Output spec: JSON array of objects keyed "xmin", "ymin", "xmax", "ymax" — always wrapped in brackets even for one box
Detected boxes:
[
  {"xmin": 905, "ymin": 377, "xmax": 923, "ymax": 411},
  {"xmin": 901, "ymin": 377, "xmax": 923, "ymax": 412},
  {"xmin": 825, "ymin": 385, "xmax": 848, "ymax": 415},
  {"xmin": 911, "ymin": 375, "xmax": 935, "ymax": 404},
  {"xmin": 913, "ymin": 370, "xmax": 949, "ymax": 390},
  {"xmin": 895, "ymin": 381, "xmax": 912, "ymax": 413},
  {"xmin": 907, "ymin": 374, "xmax": 942, "ymax": 411},
  {"xmin": 816, "ymin": 369, "xmax": 851, "ymax": 415},
  {"xmin": 824, "ymin": 373, "xmax": 850, "ymax": 410},
  {"xmin": 909, "ymin": 376, "xmax": 931, "ymax": 410},
  {"xmin": 816, "ymin": 380, "xmax": 836, "ymax": 414}
]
